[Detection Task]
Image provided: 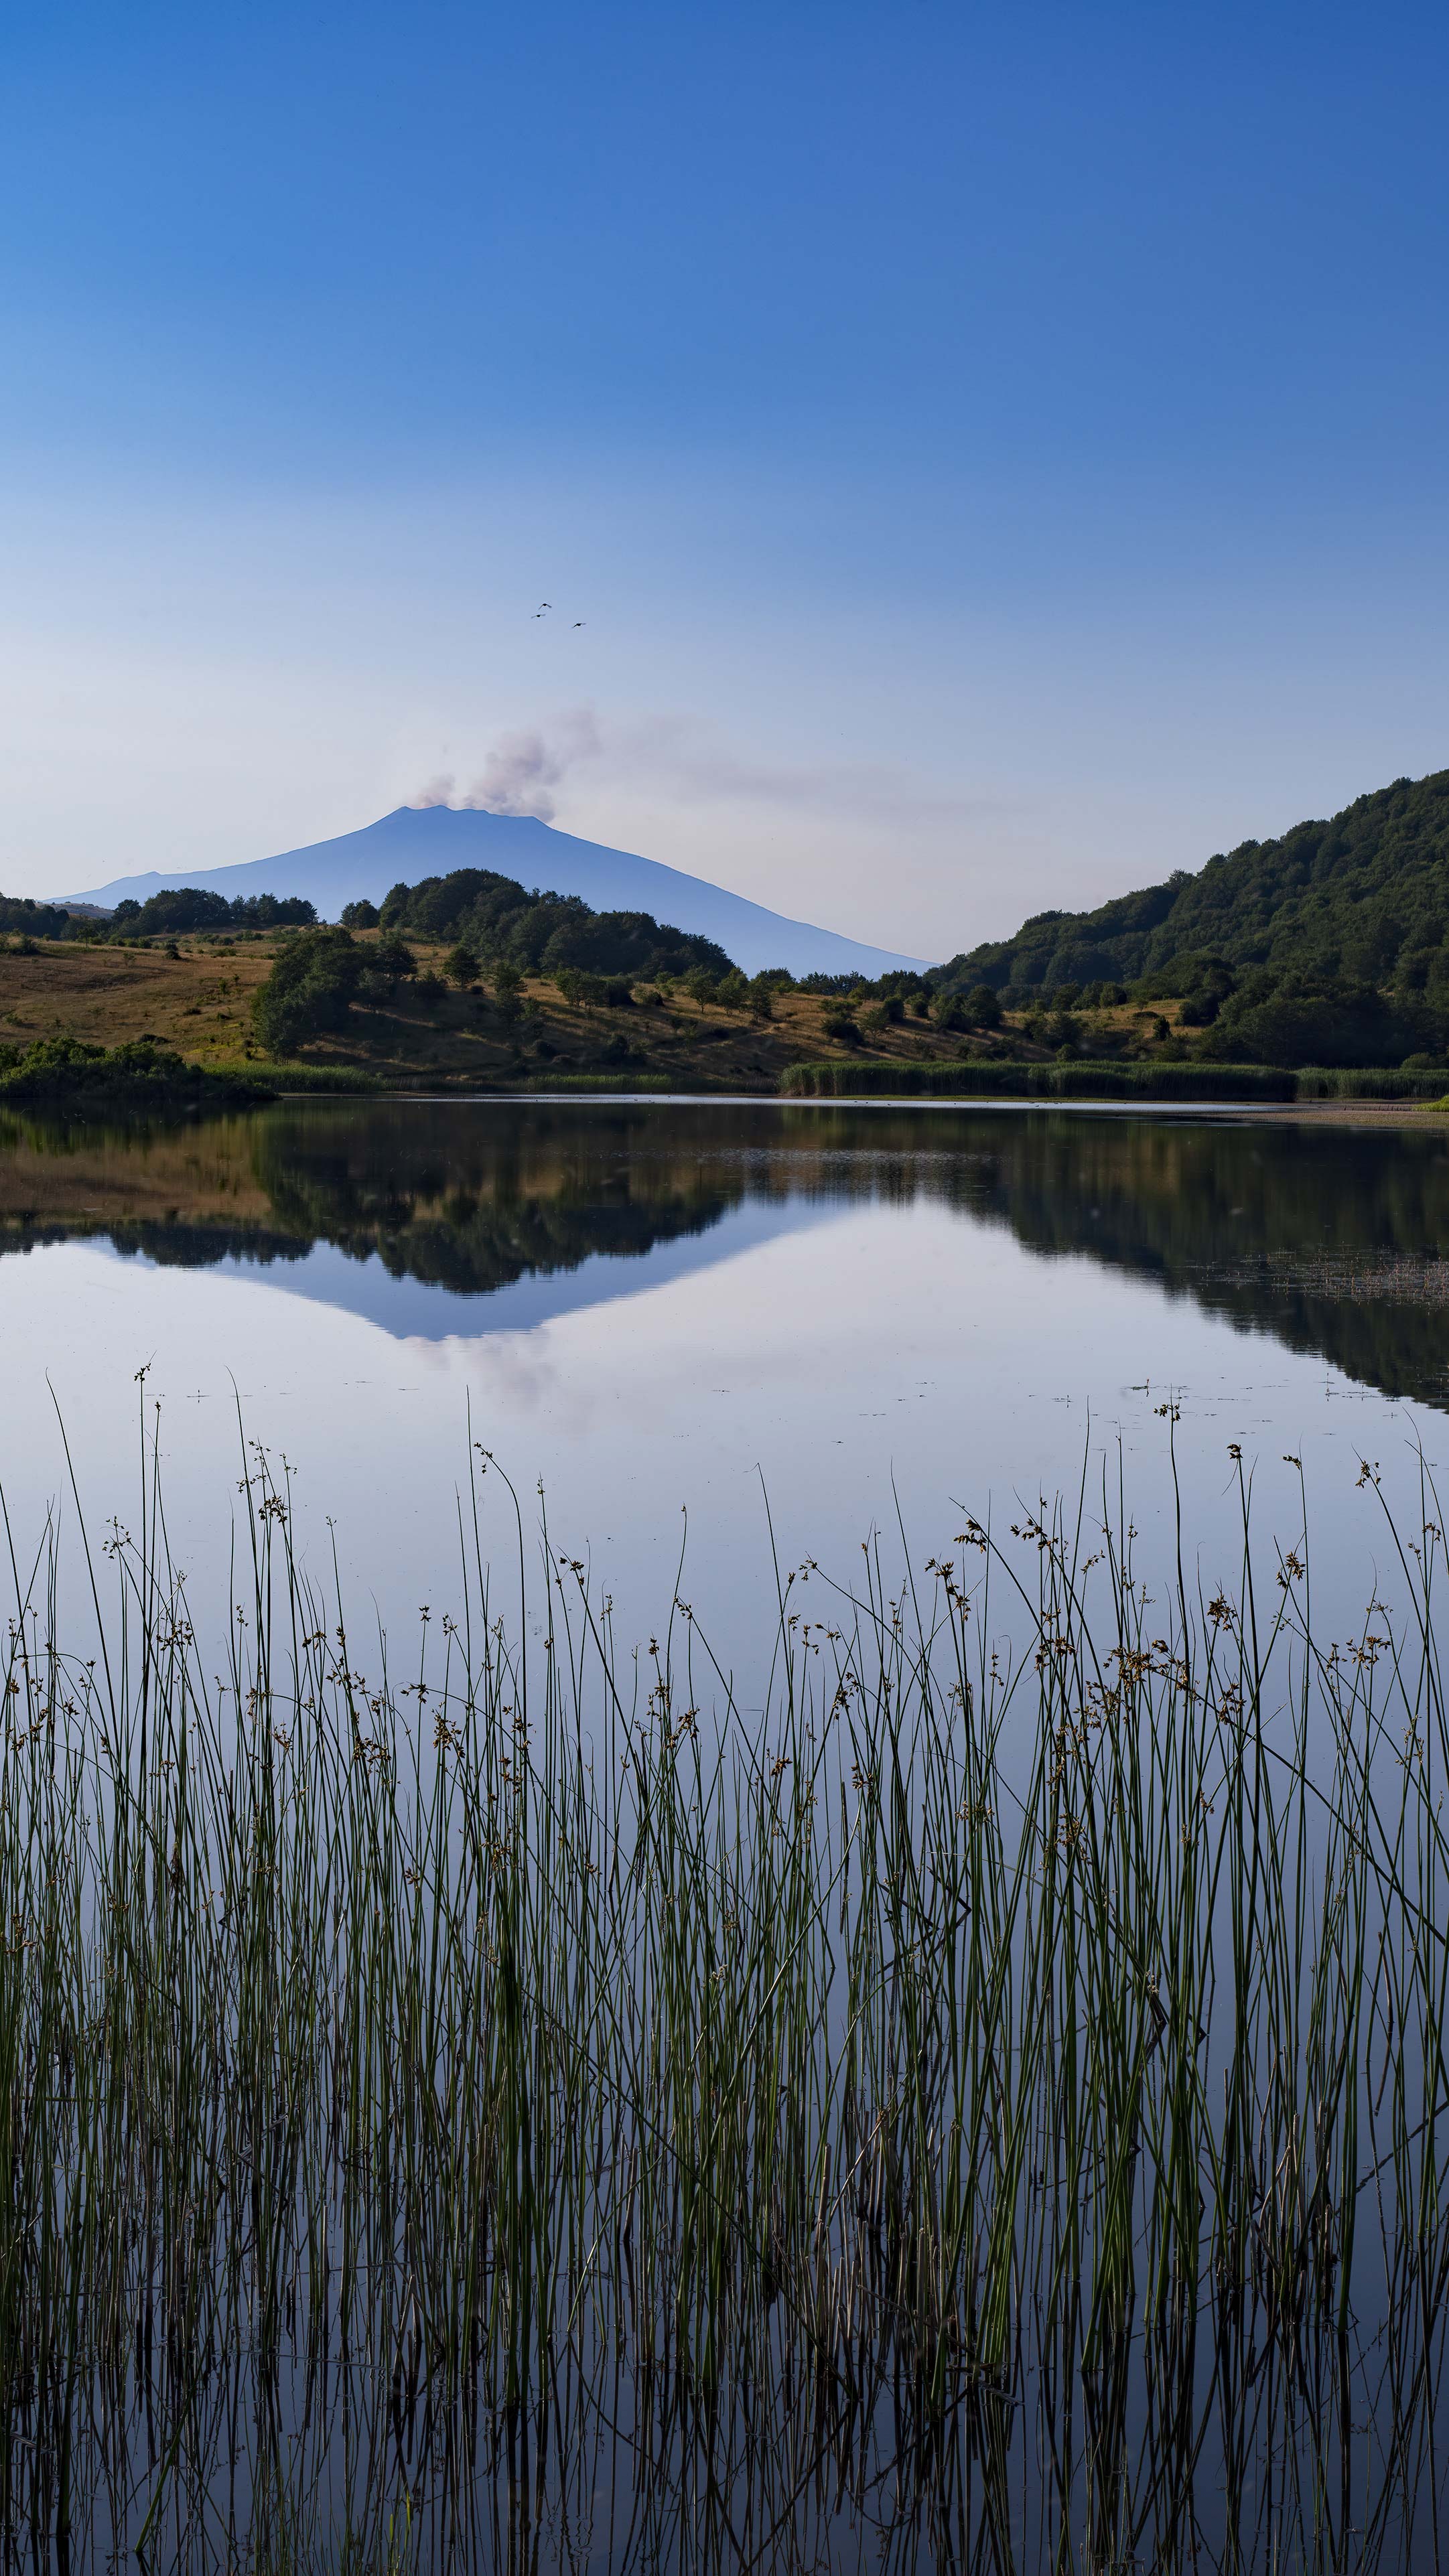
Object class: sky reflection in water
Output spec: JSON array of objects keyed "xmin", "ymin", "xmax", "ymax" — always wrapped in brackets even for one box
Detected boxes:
[{"xmin": 3, "ymin": 1098, "xmax": 1447, "ymax": 1674}]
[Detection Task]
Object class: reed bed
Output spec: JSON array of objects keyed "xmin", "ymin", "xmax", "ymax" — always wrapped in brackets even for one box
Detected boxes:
[{"xmin": 1, "ymin": 1421, "xmax": 1448, "ymax": 2569}]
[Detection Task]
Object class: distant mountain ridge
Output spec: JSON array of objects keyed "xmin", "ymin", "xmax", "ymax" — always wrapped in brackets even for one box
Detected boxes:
[
  {"xmin": 69, "ymin": 806, "xmax": 928, "ymax": 980},
  {"xmin": 937, "ymin": 768, "xmax": 1449, "ymax": 995}
]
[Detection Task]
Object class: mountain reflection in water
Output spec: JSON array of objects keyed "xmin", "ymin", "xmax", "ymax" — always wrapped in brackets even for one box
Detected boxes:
[{"xmin": 3, "ymin": 1098, "xmax": 1449, "ymax": 1404}]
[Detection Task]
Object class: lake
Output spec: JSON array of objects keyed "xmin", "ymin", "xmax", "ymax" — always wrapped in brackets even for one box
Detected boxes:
[
  {"xmin": 3, "ymin": 1094, "xmax": 1447, "ymax": 1663},
  {"xmin": 5, "ymin": 1092, "xmax": 1449, "ymax": 2569}
]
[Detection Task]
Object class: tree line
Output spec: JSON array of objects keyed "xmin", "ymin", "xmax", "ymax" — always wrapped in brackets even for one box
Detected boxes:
[{"xmin": 0, "ymin": 888, "xmax": 317, "ymax": 942}]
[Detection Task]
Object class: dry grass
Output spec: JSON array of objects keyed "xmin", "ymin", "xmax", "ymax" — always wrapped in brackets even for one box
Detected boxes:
[
  {"xmin": 0, "ymin": 935, "xmax": 1137, "ymax": 1094},
  {"xmin": 0, "ymin": 940, "xmax": 271, "ymax": 1059}
]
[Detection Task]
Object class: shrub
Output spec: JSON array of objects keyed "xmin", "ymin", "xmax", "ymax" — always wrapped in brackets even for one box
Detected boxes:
[{"xmin": 555, "ymin": 968, "xmax": 634, "ymax": 1009}]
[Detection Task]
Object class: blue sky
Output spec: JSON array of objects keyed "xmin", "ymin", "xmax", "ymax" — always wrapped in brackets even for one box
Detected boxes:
[{"xmin": 2, "ymin": 0, "xmax": 1446, "ymax": 952}]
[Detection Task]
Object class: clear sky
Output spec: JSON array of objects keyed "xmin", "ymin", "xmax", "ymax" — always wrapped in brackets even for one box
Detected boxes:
[{"xmin": 2, "ymin": 0, "xmax": 1446, "ymax": 954}]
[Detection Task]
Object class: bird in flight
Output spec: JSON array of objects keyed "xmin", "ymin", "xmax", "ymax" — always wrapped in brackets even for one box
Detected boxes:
[
  {"xmin": 533, "ymin": 601, "xmax": 553, "ymax": 618},
  {"xmin": 573, "ymin": 620, "xmax": 585, "ymax": 628}
]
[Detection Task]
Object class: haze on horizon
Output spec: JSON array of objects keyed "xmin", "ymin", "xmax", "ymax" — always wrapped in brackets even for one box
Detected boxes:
[{"xmin": 1, "ymin": 0, "xmax": 1446, "ymax": 959}]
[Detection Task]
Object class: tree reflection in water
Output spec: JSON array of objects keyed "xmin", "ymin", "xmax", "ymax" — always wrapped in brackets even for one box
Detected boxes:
[{"xmin": 3, "ymin": 1098, "xmax": 1449, "ymax": 1403}]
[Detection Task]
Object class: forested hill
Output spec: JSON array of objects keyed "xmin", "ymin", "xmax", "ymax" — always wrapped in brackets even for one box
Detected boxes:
[
  {"xmin": 368, "ymin": 866, "xmax": 734, "ymax": 980},
  {"xmin": 939, "ymin": 770, "xmax": 1449, "ymax": 998}
]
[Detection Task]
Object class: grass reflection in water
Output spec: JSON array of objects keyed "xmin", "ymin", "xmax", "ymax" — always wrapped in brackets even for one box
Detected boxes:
[{"xmin": 0, "ymin": 1417, "xmax": 1446, "ymax": 2568}]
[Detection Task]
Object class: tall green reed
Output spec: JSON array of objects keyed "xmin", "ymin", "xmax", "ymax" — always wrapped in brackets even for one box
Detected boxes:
[{"xmin": 0, "ymin": 1411, "xmax": 1445, "ymax": 2568}]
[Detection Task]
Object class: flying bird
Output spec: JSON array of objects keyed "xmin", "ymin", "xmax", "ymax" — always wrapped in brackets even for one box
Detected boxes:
[{"xmin": 573, "ymin": 620, "xmax": 585, "ymax": 628}]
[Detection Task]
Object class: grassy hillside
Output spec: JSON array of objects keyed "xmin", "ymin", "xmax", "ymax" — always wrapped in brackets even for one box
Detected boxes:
[
  {"xmin": 7, "ymin": 922, "xmax": 1449, "ymax": 1095},
  {"xmin": 0, "ymin": 928, "xmax": 956, "ymax": 1092},
  {"xmin": 936, "ymin": 768, "xmax": 1449, "ymax": 1064}
]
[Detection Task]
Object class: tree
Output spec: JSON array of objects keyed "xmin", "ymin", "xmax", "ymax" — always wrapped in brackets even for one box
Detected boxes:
[
  {"xmin": 443, "ymin": 939, "xmax": 481, "ymax": 989},
  {"xmin": 490, "ymin": 958, "xmax": 525, "ymax": 1023},
  {"xmin": 370, "ymin": 934, "xmax": 417, "ymax": 983},
  {"xmin": 965, "ymin": 983, "xmax": 1002, "ymax": 1028},
  {"xmin": 251, "ymin": 930, "xmax": 362, "ymax": 1054},
  {"xmin": 341, "ymin": 899, "xmax": 380, "ymax": 929}
]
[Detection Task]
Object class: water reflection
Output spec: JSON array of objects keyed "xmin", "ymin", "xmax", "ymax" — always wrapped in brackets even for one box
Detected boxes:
[{"xmin": 4, "ymin": 1099, "xmax": 1449, "ymax": 1403}]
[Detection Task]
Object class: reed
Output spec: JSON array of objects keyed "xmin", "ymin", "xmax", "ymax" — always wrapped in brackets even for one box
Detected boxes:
[
  {"xmin": 780, "ymin": 1059, "xmax": 1449, "ymax": 1102},
  {"xmin": 1, "ymin": 1420, "xmax": 1447, "ymax": 2567},
  {"xmin": 778, "ymin": 1059, "xmax": 1303, "ymax": 1099}
]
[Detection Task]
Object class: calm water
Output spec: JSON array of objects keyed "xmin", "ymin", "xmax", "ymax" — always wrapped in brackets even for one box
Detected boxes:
[
  {"xmin": 3, "ymin": 1093, "xmax": 1448, "ymax": 1665},
  {"xmin": 7, "ymin": 1093, "xmax": 1449, "ymax": 2568}
]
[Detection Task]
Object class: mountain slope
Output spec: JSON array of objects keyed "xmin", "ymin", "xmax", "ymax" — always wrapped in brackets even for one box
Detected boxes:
[
  {"xmin": 69, "ymin": 807, "xmax": 928, "ymax": 980},
  {"xmin": 938, "ymin": 769, "xmax": 1449, "ymax": 996}
]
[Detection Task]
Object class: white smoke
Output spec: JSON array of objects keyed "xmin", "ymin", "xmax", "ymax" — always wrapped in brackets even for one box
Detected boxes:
[
  {"xmin": 407, "ymin": 709, "xmax": 970, "ymax": 827},
  {"xmin": 409, "ymin": 712, "xmax": 601, "ymax": 822}
]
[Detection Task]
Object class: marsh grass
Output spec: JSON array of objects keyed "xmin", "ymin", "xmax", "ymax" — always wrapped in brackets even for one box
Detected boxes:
[{"xmin": 1, "ymin": 1417, "xmax": 1448, "ymax": 2569}]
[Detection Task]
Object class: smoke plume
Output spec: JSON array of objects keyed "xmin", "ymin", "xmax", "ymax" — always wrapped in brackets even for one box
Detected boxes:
[
  {"xmin": 409, "ymin": 712, "xmax": 600, "ymax": 822},
  {"xmin": 407, "ymin": 708, "xmax": 969, "ymax": 829}
]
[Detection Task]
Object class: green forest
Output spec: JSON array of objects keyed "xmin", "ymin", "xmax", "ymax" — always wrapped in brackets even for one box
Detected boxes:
[
  {"xmin": 936, "ymin": 767, "xmax": 1449, "ymax": 1065},
  {"xmin": 360, "ymin": 866, "xmax": 734, "ymax": 981},
  {"xmin": 0, "ymin": 889, "xmax": 318, "ymax": 940}
]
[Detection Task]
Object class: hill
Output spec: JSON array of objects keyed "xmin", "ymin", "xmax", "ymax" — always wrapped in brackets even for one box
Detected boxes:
[
  {"xmin": 935, "ymin": 768, "xmax": 1449, "ymax": 1066},
  {"xmin": 67, "ymin": 806, "xmax": 928, "ymax": 981}
]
